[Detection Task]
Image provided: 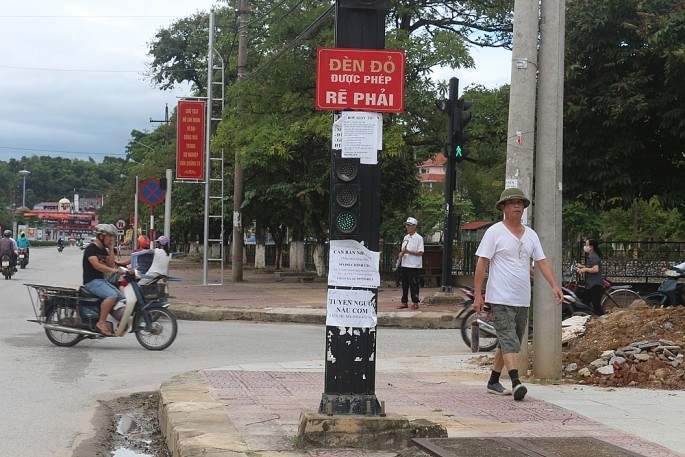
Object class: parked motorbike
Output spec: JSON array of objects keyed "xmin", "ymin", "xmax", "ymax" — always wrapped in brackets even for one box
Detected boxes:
[
  {"xmin": 643, "ymin": 267, "xmax": 685, "ymax": 309},
  {"xmin": 25, "ymin": 270, "xmax": 178, "ymax": 350},
  {"xmin": 1, "ymin": 254, "xmax": 15, "ymax": 280},
  {"xmin": 18, "ymin": 248, "xmax": 28, "ymax": 269}
]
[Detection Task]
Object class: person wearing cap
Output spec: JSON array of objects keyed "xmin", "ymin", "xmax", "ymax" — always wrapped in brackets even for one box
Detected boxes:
[
  {"xmin": 473, "ymin": 187, "xmax": 563, "ymax": 400},
  {"xmin": 138, "ymin": 235, "xmax": 171, "ymax": 285},
  {"xmin": 398, "ymin": 217, "xmax": 424, "ymax": 310}
]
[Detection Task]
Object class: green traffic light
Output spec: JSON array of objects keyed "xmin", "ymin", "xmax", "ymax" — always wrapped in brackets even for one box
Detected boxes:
[
  {"xmin": 336, "ymin": 212, "xmax": 357, "ymax": 234},
  {"xmin": 455, "ymin": 145, "xmax": 462, "ymax": 157}
]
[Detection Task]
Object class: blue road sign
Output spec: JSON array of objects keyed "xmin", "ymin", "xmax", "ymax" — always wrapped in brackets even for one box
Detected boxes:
[{"xmin": 139, "ymin": 178, "xmax": 166, "ymax": 206}]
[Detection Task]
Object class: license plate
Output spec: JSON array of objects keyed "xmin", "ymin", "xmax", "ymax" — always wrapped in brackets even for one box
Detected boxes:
[
  {"xmin": 1, "ymin": 261, "xmax": 8, "ymax": 267},
  {"xmin": 18, "ymin": 255, "xmax": 24, "ymax": 259}
]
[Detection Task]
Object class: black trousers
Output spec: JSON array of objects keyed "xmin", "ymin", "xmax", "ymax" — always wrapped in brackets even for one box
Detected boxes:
[
  {"xmin": 583, "ymin": 285, "xmax": 603, "ymax": 315},
  {"xmin": 401, "ymin": 267, "xmax": 420, "ymax": 304}
]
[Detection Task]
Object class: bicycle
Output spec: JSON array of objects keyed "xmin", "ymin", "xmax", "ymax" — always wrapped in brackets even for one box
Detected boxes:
[{"xmin": 565, "ymin": 264, "xmax": 640, "ymax": 313}]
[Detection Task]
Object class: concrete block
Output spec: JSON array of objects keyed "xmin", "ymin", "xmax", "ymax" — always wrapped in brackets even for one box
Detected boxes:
[{"xmin": 297, "ymin": 410, "xmax": 413, "ymax": 450}]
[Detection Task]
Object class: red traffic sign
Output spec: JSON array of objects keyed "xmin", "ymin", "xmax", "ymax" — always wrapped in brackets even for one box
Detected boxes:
[
  {"xmin": 139, "ymin": 178, "xmax": 166, "ymax": 206},
  {"xmin": 115, "ymin": 219, "xmax": 127, "ymax": 230},
  {"xmin": 316, "ymin": 47, "xmax": 405, "ymax": 113}
]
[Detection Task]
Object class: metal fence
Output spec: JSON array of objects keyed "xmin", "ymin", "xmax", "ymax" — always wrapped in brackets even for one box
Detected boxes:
[{"xmin": 234, "ymin": 240, "xmax": 685, "ymax": 283}]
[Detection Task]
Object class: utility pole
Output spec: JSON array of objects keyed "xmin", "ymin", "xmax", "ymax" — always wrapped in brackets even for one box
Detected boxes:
[
  {"xmin": 505, "ymin": 0, "xmax": 540, "ymax": 371},
  {"xmin": 150, "ymin": 103, "xmax": 170, "ymax": 147},
  {"xmin": 231, "ymin": 0, "xmax": 248, "ymax": 282},
  {"xmin": 533, "ymin": 0, "xmax": 566, "ymax": 379}
]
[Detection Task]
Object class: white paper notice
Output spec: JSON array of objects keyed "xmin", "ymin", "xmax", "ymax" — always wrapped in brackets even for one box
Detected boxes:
[
  {"xmin": 328, "ymin": 239, "xmax": 380, "ymax": 288},
  {"xmin": 332, "ymin": 113, "xmax": 342, "ymax": 150},
  {"xmin": 326, "ymin": 288, "xmax": 377, "ymax": 328},
  {"xmin": 341, "ymin": 112, "xmax": 380, "ymax": 164}
]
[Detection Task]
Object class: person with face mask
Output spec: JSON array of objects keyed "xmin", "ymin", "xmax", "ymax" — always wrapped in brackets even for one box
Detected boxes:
[{"xmin": 577, "ymin": 238, "xmax": 603, "ymax": 315}]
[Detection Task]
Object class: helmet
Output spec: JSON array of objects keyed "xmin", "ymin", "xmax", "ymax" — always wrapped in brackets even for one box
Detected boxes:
[
  {"xmin": 138, "ymin": 235, "xmax": 150, "ymax": 249},
  {"xmin": 3, "ymin": 230, "xmax": 10, "ymax": 237},
  {"xmin": 156, "ymin": 235, "xmax": 170, "ymax": 246},
  {"xmin": 495, "ymin": 187, "xmax": 531, "ymax": 211},
  {"xmin": 94, "ymin": 224, "xmax": 117, "ymax": 236},
  {"xmin": 20, "ymin": 231, "xmax": 25, "ymax": 236}
]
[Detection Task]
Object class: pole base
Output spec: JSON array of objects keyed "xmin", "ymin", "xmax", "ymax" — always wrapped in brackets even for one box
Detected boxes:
[{"xmin": 318, "ymin": 393, "xmax": 380, "ymax": 415}]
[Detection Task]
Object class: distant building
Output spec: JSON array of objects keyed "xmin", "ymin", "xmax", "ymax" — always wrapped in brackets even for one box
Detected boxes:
[
  {"xmin": 461, "ymin": 221, "xmax": 495, "ymax": 242},
  {"xmin": 29, "ymin": 199, "xmax": 99, "ymax": 240},
  {"xmin": 418, "ymin": 153, "xmax": 446, "ymax": 189}
]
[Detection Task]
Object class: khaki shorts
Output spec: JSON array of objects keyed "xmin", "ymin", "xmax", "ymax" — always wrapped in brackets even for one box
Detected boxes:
[{"xmin": 491, "ymin": 304, "xmax": 529, "ymax": 354}]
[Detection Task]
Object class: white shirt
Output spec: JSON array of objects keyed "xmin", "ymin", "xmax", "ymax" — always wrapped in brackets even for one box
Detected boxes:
[
  {"xmin": 400, "ymin": 232, "xmax": 424, "ymax": 269},
  {"xmin": 146, "ymin": 248, "xmax": 171, "ymax": 278},
  {"xmin": 475, "ymin": 222, "xmax": 546, "ymax": 307}
]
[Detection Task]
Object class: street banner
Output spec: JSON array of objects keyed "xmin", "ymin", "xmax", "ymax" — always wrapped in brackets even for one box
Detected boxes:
[
  {"xmin": 328, "ymin": 239, "xmax": 380, "ymax": 288},
  {"xmin": 316, "ymin": 47, "xmax": 405, "ymax": 113},
  {"xmin": 176, "ymin": 100, "xmax": 206, "ymax": 180},
  {"xmin": 326, "ymin": 288, "xmax": 377, "ymax": 328}
]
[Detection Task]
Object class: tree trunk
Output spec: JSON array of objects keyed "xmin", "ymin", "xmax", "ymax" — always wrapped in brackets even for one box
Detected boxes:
[
  {"xmin": 255, "ymin": 225, "xmax": 266, "ymax": 269},
  {"xmin": 290, "ymin": 222, "xmax": 305, "ymax": 272},
  {"xmin": 633, "ymin": 200, "xmax": 639, "ymax": 259},
  {"xmin": 313, "ymin": 242, "xmax": 326, "ymax": 277}
]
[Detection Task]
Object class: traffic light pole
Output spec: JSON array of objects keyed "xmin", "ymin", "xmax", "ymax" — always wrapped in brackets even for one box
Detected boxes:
[
  {"xmin": 321, "ymin": 0, "xmax": 387, "ymax": 416},
  {"xmin": 440, "ymin": 78, "xmax": 459, "ymax": 293}
]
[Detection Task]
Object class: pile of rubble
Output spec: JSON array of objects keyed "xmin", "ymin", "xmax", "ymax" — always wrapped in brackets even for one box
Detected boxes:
[{"xmin": 562, "ymin": 302, "xmax": 685, "ymax": 389}]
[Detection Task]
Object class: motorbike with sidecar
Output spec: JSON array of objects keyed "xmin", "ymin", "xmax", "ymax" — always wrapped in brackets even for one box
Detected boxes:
[{"xmin": 25, "ymin": 269, "xmax": 178, "ymax": 350}]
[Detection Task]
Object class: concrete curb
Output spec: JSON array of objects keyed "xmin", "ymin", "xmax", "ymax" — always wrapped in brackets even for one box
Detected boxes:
[
  {"xmin": 158, "ymin": 371, "xmax": 249, "ymax": 457},
  {"xmin": 169, "ymin": 302, "xmax": 462, "ymax": 329}
]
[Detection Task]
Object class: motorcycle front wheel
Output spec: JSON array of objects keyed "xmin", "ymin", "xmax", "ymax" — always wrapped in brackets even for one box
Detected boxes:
[
  {"xmin": 44, "ymin": 307, "xmax": 84, "ymax": 347},
  {"xmin": 460, "ymin": 310, "xmax": 499, "ymax": 352},
  {"xmin": 135, "ymin": 308, "xmax": 177, "ymax": 351}
]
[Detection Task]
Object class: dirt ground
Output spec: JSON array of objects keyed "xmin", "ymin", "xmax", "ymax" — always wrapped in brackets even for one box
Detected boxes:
[
  {"xmin": 562, "ymin": 302, "xmax": 685, "ymax": 389},
  {"xmin": 72, "ymin": 391, "xmax": 169, "ymax": 457}
]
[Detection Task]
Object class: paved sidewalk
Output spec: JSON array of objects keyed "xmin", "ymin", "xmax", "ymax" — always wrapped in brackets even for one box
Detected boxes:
[
  {"xmin": 159, "ymin": 356, "xmax": 685, "ymax": 457},
  {"xmin": 157, "ymin": 260, "xmax": 685, "ymax": 457}
]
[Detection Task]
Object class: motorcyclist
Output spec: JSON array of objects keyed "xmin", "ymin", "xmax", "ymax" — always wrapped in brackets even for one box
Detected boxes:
[
  {"xmin": 0, "ymin": 230, "xmax": 18, "ymax": 271},
  {"xmin": 17, "ymin": 231, "xmax": 31, "ymax": 261},
  {"xmin": 82, "ymin": 224, "xmax": 130, "ymax": 336},
  {"xmin": 137, "ymin": 236, "xmax": 171, "ymax": 285},
  {"xmin": 57, "ymin": 237, "xmax": 65, "ymax": 249}
]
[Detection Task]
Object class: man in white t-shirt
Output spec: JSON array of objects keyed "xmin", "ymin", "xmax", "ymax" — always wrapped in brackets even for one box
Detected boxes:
[
  {"xmin": 473, "ymin": 188, "xmax": 563, "ymax": 400},
  {"xmin": 398, "ymin": 217, "xmax": 424, "ymax": 310}
]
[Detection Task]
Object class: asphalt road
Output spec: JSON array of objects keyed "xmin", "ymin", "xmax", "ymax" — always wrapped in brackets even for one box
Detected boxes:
[{"xmin": 0, "ymin": 246, "xmax": 467, "ymax": 457}]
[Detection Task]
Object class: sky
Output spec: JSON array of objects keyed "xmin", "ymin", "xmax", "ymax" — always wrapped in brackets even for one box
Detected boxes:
[{"xmin": 0, "ymin": 1, "xmax": 512, "ymax": 164}]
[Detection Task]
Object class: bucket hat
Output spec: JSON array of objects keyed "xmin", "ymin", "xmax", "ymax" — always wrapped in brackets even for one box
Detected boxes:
[{"xmin": 495, "ymin": 187, "xmax": 530, "ymax": 211}]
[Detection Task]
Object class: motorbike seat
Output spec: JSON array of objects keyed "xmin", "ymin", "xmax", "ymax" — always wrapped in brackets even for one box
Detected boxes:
[{"xmin": 77, "ymin": 287, "xmax": 103, "ymax": 305}]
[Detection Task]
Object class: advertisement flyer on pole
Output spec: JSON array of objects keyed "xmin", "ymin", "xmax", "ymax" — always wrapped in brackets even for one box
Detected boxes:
[
  {"xmin": 340, "ymin": 112, "xmax": 381, "ymax": 164},
  {"xmin": 326, "ymin": 288, "xmax": 377, "ymax": 328},
  {"xmin": 328, "ymin": 239, "xmax": 380, "ymax": 288}
]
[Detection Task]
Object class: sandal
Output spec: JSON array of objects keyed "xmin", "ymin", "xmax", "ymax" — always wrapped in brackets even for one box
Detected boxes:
[
  {"xmin": 411, "ymin": 303, "xmax": 419, "ymax": 310},
  {"xmin": 96, "ymin": 322, "xmax": 113, "ymax": 336},
  {"xmin": 397, "ymin": 303, "xmax": 408, "ymax": 309}
]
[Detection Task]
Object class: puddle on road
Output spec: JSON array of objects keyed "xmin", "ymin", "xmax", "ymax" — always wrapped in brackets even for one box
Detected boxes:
[
  {"xmin": 117, "ymin": 414, "xmax": 138, "ymax": 434},
  {"xmin": 114, "ymin": 414, "xmax": 152, "ymax": 456},
  {"xmin": 112, "ymin": 448, "xmax": 153, "ymax": 457}
]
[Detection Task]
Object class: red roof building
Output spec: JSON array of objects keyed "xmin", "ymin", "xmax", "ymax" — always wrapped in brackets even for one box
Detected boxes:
[{"xmin": 418, "ymin": 153, "xmax": 446, "ymax": 189}]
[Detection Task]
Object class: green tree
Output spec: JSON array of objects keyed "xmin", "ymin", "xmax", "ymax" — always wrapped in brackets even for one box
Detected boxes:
[{"xmin": 564, "ymin": 0, "xmax": 685, "ymax": 210}]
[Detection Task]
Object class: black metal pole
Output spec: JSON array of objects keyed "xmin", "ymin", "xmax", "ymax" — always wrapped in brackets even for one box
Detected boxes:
[
  {"xmin": 441, "ymin": 78, "xmax": 459, "ymax": 293},
  {"xmin": 320, "ymin": 0, "xmax": 387, "ymax": 415}
]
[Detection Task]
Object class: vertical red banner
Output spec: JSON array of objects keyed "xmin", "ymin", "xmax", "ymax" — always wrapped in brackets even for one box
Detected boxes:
[{"xmin": 176, "ymin": 100, "xmax": 206, "ymax": 180}]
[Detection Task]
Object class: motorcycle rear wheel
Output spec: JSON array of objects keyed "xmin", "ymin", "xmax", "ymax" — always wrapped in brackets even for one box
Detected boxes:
[
  {"xmin": 44, "ymin": 307, "xmax": 84, "ymax": 347},
  {"xmin": 645, "ymin": 298, "xmax": 664, "ymax": 309},
  {"xmin": 460, "ymin": 310, "xmax": 499, "ymax": 352},
  {"xmin": 135, "ymin": 308, "xmax": 177, "ymax": 351}
]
